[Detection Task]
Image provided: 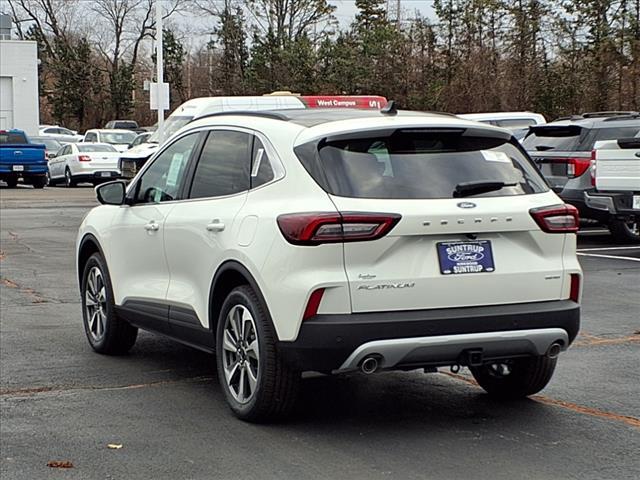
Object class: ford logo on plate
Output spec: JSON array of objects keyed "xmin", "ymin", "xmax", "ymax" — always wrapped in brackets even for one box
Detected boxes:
[{"xmin": 457, "ymin": 202, "xmax": 477, "ymax": 209}]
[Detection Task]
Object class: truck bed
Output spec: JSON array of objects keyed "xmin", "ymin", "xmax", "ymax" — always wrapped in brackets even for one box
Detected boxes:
[{"xmin": 595, "ymin": 138, "xmax": 640, "ymax": 192}]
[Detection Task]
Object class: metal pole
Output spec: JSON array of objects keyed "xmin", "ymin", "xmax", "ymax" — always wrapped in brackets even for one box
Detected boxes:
[{"xmin": 156, "ymin": 0, "xmax": 164, "ymax": 128}]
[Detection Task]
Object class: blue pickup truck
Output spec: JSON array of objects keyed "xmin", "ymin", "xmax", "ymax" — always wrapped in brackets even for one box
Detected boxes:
[{"xmin": 0, "ymin": 129, "xmax": 48, "ymax": 188}]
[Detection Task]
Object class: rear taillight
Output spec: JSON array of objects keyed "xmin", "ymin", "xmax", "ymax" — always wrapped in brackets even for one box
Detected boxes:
[
  {"xmin": 78, "ymin": 155, "xmax": 91, "ymax": 162},
  {"xmin": 303, "ymin": 288, "xmax": 325, "ymax": 320},
  {"xmin": 529, "ymin": 204, "xmax": 579, "ymax": 233},
  {"xmin": 277, "ymin": 212, "xmax": 401, "ymax": 245},
  {"xmin": 569, "ymin": 274, "xmax": 580, "ymax": 302},
  {"xmin": 566, "ymin": 157, "xmax": 591, "ymax": 177}
]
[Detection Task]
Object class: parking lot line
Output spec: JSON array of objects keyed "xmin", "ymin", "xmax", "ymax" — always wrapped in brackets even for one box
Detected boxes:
[
  {"xmin": 576, "ymin": 252, "xmax": 640, "ymax": 262},
  {"xmin": 577, "ymin": 246, "xmax": 640, "ymax": 252},
  {"xmin": 441, "ymin": 371, "xmax": 640, "ymax": 429}
]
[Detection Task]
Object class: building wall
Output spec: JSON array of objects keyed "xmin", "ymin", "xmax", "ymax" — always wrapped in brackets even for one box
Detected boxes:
[{"xmin": 0, "ymin": 40, "xmax": 39, "ymax": 135}]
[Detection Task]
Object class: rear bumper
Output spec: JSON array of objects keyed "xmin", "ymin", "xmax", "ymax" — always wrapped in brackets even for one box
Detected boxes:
[
  {"xmin": 584, "ymin": 189, "xmax": 639, "ymax": 217},
  {"xmin": 277, "ymin": 300, "xmax": 580, "ymax": 372},
  {"xmin": 72, "ymin": 171, "xmax": 121, "ymax": 182},
  {"xmin": 0, "ymin": 164, "xmax": 48, "ymax": 176}
]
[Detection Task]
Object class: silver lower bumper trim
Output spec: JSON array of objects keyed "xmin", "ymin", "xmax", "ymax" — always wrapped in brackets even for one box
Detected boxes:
[
  {"xmin": 584, "ymin": 191, "xmax": 617, "ymax": 213},
  {"xmin": 337, "ymin": 328, "xmax": 569, "ymax": 372}
]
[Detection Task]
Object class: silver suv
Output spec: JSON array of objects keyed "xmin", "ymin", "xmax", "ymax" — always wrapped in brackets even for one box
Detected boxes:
[{"xmin": 522, "ymin": 112, "xmax": 640, "ymax": 241}]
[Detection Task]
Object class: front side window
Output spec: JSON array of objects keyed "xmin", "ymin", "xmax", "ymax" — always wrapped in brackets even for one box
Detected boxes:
[
  {"xmin": 133, "ymin": 133, "xmax": 199, "ymax": 204},
  {"xmin": 296, "ymin": 129, "xmax": 548, "ymax": 199},
  {"xmin": 189, "ymin": 130, "xmax": 251, "ymax": 199}
]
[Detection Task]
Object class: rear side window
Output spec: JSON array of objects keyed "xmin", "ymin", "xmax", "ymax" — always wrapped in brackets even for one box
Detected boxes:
[
  {"xmin": 189, "ymin": 130, "xmax": 251, "ymax": 199},
  {"xmin": 0, "ymin": 132, "xmax": 28, "ymax": 144},
  {"xmin": 295, "ymin": 129, "xmax": 548, "ymax": 199},
  {"xmin": 522, "ymin": 126, "xmax": 583, "ymax": 151}
]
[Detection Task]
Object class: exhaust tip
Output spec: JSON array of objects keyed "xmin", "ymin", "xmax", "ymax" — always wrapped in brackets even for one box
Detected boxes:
[
  {"xmin": 547, "ymin": 342, "xmax": 562, "ymax": 359},
  {"xmin": 360, "ymin": 355, "xmax": 381, "ymax": 374}
]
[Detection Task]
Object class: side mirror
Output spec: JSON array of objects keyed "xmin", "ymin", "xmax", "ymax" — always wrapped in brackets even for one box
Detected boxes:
[{"xmin": 96, "ymin": 180, "xmax": 126, "ymax": 205}]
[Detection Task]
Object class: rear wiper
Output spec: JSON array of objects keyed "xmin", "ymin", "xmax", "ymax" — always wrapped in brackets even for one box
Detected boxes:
[{"xmin": 453, "ymin": 181, "xmax": 516, "ymax": 198}]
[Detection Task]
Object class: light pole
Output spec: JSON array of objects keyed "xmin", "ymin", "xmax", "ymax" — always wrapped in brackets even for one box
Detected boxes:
[{"xmin": 156, "ymin": 0, "xmax": 164, "ymax": 129}]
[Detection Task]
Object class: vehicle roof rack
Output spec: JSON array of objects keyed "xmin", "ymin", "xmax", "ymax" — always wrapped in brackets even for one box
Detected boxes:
[
  {"xmin": 602, "ymin": 113, "xmax": 640, "ymax": 122},
  {"xmin": 581, "ymin": 111, "xmax": 638, "ymax": 119}
]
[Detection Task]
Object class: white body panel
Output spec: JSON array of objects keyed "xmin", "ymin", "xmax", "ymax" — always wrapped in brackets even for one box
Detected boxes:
[{"xmin": 595, "ymin": 145, "xmax": 640, "ymax": 191}]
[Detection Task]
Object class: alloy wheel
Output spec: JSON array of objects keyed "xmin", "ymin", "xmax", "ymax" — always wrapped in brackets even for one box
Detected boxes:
[
  {"xmin": 623, "ymin": 219, "xmax": 639, "ymax": 237},
  {"xmin": 222, "ymin": 305, "xmax": 260, "ymax": 404},
  {"xmin": 85, "ymin": 266, "xmax": 107, "ymax": 342}
]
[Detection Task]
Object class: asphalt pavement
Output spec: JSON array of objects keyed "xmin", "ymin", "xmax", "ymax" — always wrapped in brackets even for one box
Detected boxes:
[{"xmin": 1, "ymin": 185, "xmax": 639, "ymax": 480}]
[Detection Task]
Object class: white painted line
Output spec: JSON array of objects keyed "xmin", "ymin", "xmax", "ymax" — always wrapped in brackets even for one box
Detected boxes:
[
  {"xmin": 577, "ymin": 252, "xmax": 640, "ymax": 262},
  {"xmin": 578, "ymin": 246, "xmax": 640, "ymax": 252}
]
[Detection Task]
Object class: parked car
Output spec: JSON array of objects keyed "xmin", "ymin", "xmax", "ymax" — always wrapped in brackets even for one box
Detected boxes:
[
  {"xmin": 104, "ymin": 120, "xmax": 144, "ymax": 133},
  {"xmin": 48, "ymin": 142, "xmax": 121, "ymax": 187},
  {"xmin": 77, "ymin": 107, "xmax": 582, "ymax": 422},
  {"xmin": 82, "ymin": 129, "xmax": 137, "ymax": 152},
  {"xmin": 583, "ymin": 132, "xmax": 640, "ymax": 242},
  {"xmin": 38, "ymin": 125, "xmax": 83, "ymax": 143},
  {"xmin": 522, "ymin": 112, "xmax": 640, "ymax": 238},
  {"xmin": 118, "ymin": 94, "xmax": 388, "ymax": 179},
  {"xmin": 30, "ymin": 136, "xmax": 63, "ymax": 160},
  {"xmin": 458, "ymin": 112, "xmax": 546, "ymax": 140},
  {"xmin": 128, "ymin": 132, "xmax": 153, "ymax": 149},
  {"xmin": 0, "ymin": 129, "xmax": 48, "ymax": 188}
]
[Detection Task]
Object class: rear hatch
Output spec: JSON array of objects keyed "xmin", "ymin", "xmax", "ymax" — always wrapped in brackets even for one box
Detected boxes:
[
  {"xmin": 295, "ymin": 126, "xmax": 573, "ymax": 312},
  {"xmin": 524, "ymin": 124, "xmax": 640, "ymax": 191}
]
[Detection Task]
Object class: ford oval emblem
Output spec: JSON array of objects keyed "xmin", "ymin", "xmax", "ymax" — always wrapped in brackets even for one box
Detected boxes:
[{"xmin": 457, "ymin": 202, "xmax": 477, "ymax": 209}]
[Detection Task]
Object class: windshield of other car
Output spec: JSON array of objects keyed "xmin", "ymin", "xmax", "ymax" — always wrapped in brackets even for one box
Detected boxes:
[
  {"xmin": 101, "ymin": 131, "xmax": 137, "ymax": 144},
  {"xmin": 148, "ymin": 116, "xmax": 193, "ymax": 145},
  {"xmin": 77, "ymin": 144, "xmax": 117, "ymax": 153},
  {"xmin": 295, "ymin": 129, "xmax": 548, "ymax": 199}
]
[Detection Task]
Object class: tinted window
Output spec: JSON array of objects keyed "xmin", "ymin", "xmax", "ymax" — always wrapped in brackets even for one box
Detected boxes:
[
  {"xmin": 296, "ymin": 129, "xmax": 547, "ymax": 199},
  {"xmin": 134, "ymin": 133, "xmax": 199, "ymax": 204},
  {"xmin": 189, "ymin": 130, "xmax": 251, "ymax": 199},
  {"xmin": 251, "ymin": 138, "xmax": 275, "ymax": 188},
  {"xmin": 60, "ymin": 145, "xmax": 71, "ymax": 156},
  {"xmin": 522, "ymin": 126, "xmax": 583, "ymax": 151},
  {"xmin": 77, "ymin": 144, "xmax": 117, "ymax": 153},
  {"xmin": 0, "ymin": 132, "xmax": 28, "ymax": 144},
  {"xmin": 85, "ymin": 133, "xmax": 98, "ymax": 142}
]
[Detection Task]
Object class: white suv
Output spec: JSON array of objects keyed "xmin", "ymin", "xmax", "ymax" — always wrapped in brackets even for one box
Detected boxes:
[{"xmin": 77, "ymin": 108, "xmax": 582, "ymax": 421}]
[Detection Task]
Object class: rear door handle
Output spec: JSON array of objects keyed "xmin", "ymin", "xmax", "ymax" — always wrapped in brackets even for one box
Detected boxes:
[
  {"xmin": 144, "ymin": 221, "xmax": 160, "ymax": 232},
  {"xmin": 206, "ymin": 220, "xmax": 225, "ymax": 232}
]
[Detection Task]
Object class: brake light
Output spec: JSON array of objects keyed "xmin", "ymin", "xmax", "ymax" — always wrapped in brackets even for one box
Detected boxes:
[
  {"xmin": 569, "ymin": 274, "xmax": 580, "ymax": 302},
  {"xmin": 277, "ymin": 212, "xmax": 401, "ymax": 245},
  {"xmin": 529, "ymin": 204, "xmax": 579, "ymax": 233},
  {"xmin": 78, "ymin": 155, "xmax": 91, "ymax": 162},
  {"xmin": 566, "ymin": 157, "xmax": 591, "ymax": 177},
  {"xmin": 303, "ymin": 288, "xmax": 325, "ymax": 320}
]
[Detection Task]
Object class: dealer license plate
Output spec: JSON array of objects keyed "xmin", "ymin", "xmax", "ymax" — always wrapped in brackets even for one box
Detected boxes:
[
  {"xmin": 12, "ymin": 165, "xmax": 24, "ymax": 172},
  {"xmin": 437, "ymin": 241, "xmax": 495, "ymax": 275},
  {"xmin": 633, "ymin": 195, "xmax": 640, "ymax": 210}
]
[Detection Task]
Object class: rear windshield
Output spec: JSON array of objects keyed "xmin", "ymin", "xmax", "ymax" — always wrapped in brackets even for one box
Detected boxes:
[
  {"xmin": 522, "ymin": 126, "xmax": 583, "ymax": 151},
  {"xmin": 31, "ymin": 138, "xmax": 62, "ymax": 150},
  {"xmin": 101, "ymin": 131, "xmax": 136, "ymax": 144},
  {"xmin": 0, "ymin": 132, "xmax": 28, "ymax": 144},
  {"xmin": 523, "ymin": 124, "xmax": 640, "ymax": 151},
  {"xmin": 114, "ymin": 121, "xmax": 138, "ymax": 129},
  {"xmin": 295, "ymin": 129, "xmax": 548, "ymax": 199},
  {"xmin": 77, "ymin": 144, "xmax": 117, "ymax": 153}
]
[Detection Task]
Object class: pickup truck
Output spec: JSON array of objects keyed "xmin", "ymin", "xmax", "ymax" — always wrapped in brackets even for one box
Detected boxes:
[
  {"xmin": 584, "ymin": 134, "xmax": 640, "ymax": 243},
  {"xmin": 0, "ymin": 129, "xmax": 48, "ymax": 189}
]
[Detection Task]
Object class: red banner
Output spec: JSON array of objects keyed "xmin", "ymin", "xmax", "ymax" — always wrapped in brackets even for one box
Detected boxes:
[{"xmin": 301, "ymin": 96, "xmax": 388, "ymax": 110}]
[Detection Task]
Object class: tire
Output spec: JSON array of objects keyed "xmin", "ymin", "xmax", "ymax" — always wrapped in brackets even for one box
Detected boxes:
[
  {"xmin": 609, "ymin": 217, "xmax": 640, "ymax": 244},
  {"xmin": 469, "ymin": 355, "xmax": 557, "ymax": 399},
  {"xmin": 31, "ymin": 176, "xmax": 47, "ymax": 189},
  {"xmin": 216, "ymin": 285, "xmax": 300, "ymax": 422},
  {"xmin": 5, "ymin": 177, "xmax": 18, "ymax": 188},
  {"xmin": 65, "ymin": 168, "xmax": 76, "ymax": 188},
  {"xmin": 81, "ymin": 253, "xmax": 137, "ymax": 355}
]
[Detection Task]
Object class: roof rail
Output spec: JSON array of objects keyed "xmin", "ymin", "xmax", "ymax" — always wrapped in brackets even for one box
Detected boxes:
[
  {"xmin": 581, "ymin": 111, "xmax": 639, "ymax": 119},
  {"xmin": 602, "ymin": 113, "xmax": 640, "ymax": 122},
  {"xmin": 553, "ymin": 115, "xmax": 584, "ymax": 121},
  {"xmin": 187, "ymin": 111, "xmax": 290, "ymax": 124}
]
